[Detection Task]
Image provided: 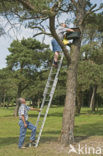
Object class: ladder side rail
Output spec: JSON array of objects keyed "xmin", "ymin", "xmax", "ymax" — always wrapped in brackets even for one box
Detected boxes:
[
  {"xmin": 36, "ymin": 96, "xmax": 47, "ymax": 127},
  {"xmin": 36, "ymin": 66, "xmax": 53, "ymax": 127},
  {"xmin": 54, "ymin": 53, "xmax": 64, "ymax": 80},
  {"xmin": 35, "ymin": 78, "xmax": 58, "ymax": 147},
  {"xmin": 43, "ymin": 66, "xmax": 53, "ymax": 96}
]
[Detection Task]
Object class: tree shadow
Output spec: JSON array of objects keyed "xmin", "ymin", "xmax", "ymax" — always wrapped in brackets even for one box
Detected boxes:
[
  {"xmin": 39, "ymin": 136, "xmax": 58, "ymax": 144},
  {"xmin": 0, "ymin": 135, "xmax": 58, "ymax": 147},
  {"xmin": 0, "ymin": 115, "xmax": 14, "ymax": 118},
  {"xmin": 74, "ymin": 136, "xmax": 89, "ymax": 143},
  {"xmin": 29, "ymin": 112, "xmax": 63, "ymax": 118},
  {"xmin": 29, "ymin": 114, "xmax": 38, "ymax": 117},
  {"xmin": 74, "ymin": 121, "xmax": 103, "ymax": 137},
  {"xmin": 86, "ymin": 110, "xmax": 103, "ymax": 115},
  {"xmin": 47, "ymin": 112, "xmax": 63, "ymax": 117},
  {"xmin": 0, "ymin": 137, "xmax": 19, "ymax": 147}
]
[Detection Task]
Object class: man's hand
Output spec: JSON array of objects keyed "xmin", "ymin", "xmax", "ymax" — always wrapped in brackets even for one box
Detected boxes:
[
  {"xmin": 30, "ymin": 107, "xmax": 41, "ymax": 112},
  {"xmin": 37, "ymin": 108, "xmax": 41, "ymax": 112},
  {"xmin": 24, "ymin": 123, "xmax": 27, "ymax": 128},
  {"xmin": 21, "ymin": 115, "xmax": 27, "ymax": 128}
]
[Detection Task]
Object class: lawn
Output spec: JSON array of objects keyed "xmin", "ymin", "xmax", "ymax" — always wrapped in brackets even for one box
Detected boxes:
[{"xmin": 0, "ymin": 106, "xmax": 103, "ymax": 156}]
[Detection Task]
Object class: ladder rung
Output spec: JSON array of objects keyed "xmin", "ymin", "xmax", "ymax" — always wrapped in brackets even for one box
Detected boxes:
[
  {"xmin": 41, "ymin": 113, "xmax": 45, "ymax": 116},
  {"xmin": 38, "ymin": 120, "xmax": 42, "ymax": 122},
  {"xmin": 44, "ymin": 92, "xmax": 50, "ymax": 95},
  {"xmin": 50, "ymin": 92, "xmax": 54, "ymax": 94},
  {"xmin": 51, "ymin": 73, "xmax": 56, "ymax": 75},
  {"xmin": 47, "ymin": 85, "xmax": 52, "ymax": 88},
  {"xmin": 46, "ymin": 93, "xmax": 50, "ymax": 94},
  {"xmin": 49, "ymin": 79, "xmax": 54, "ymax": 81},
  {"xmin": 37, "ymin": 128, "xmax": 42, "ymax": 130}
]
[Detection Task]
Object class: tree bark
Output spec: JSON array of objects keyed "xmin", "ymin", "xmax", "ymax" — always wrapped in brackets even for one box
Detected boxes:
[
  {"xmin": 76, "ymin": 91, "xmax": 83, "ymax": 114},
  {"xmin": 3, "ymin": 92, "xmax": 6, "ymax": 107},
  {"xmin": 61, "ymin": 39, "xmax": 81, "ymax": 145},
  {"xmin": 37, "ymin": 98, "xmax": 41, "ymax": 108},
  {"xmin": 14, "ymin": 84, "xmax": 22, "ymax": 117},
  {"xmin": 90, "ymin": 85, "xmax": 97, "ymax": 112}
]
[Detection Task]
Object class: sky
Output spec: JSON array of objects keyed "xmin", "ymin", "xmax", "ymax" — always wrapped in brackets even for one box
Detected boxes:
[{"xmin": 0, "ymin": 0, "xmax": 103, "ymax": 69}]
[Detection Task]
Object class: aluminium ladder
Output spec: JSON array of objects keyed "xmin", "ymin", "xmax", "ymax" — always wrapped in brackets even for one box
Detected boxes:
[{"xmin": 35, "ymin": 52, "xmax": 64, "ymax": 147}]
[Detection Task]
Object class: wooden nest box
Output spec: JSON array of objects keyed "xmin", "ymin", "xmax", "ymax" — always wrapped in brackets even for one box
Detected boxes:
[{"xmin": 65, "ymin": 27, "xmax": 81, "ymax": 40}]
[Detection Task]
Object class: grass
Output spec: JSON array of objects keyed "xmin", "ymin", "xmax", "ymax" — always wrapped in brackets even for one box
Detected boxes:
[{"xmin": 0, "ymin": 106, "xmax": 103, "ymax": 156}]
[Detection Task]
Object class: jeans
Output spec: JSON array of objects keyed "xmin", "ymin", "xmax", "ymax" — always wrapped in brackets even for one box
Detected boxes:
[
  {"xmin": 18, "ymin": 120, "xmax": 36, "ymax": 148},
  {"xmin": 51, "ymin": 39, "xmax": 62, "ymax": 53}
]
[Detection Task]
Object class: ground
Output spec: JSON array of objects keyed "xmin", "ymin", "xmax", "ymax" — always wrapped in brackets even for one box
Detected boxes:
[{"xmin": 0, "ymin": 106, "xmax": 103, "ymax": 156}]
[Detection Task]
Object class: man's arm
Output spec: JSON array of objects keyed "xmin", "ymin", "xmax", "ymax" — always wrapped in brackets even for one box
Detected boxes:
[
  {"xmin": 30, "ymin": 107, "xmax": 41, "ymax": 112},
  {"xmin": 67, "ymin": 28, "xmax": 74, "ymax": 32},
  {"xmin": 21, "ymin": 115, "xmax": 27, "ymax": 128}
]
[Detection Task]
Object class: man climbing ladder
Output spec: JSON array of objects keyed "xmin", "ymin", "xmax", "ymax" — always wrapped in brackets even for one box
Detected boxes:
[{"xmin": 51, "ymin": 23, "xmax": 74, "ymax": 67}]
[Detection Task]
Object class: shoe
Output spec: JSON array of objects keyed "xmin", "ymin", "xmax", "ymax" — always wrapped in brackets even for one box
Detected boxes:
[
  {"xmin": 25, "ymin": 141, "xmax": 36, "ymax": 148},
  {"xmin": 29, "ymin": 141, "xmax": 36, "ymax": 147},
  {"xmin": 19, "ymin": 146, "xmax": 27, "ymax": 149},
  {"xmin": 24, "ymin": 143, "xmax": 30, "ymax": 147},
  {"xmin": 52, "ymin": 63, "xmax": 58, "ymax": 68},
  {"xmin": 31, "ymin": 141, "xmax": 36, "ymax": 146},
  {"xmin": 52, "ymin": 60, "xmax": 58, "ymax": 68},
  {"xmin": 67, "ymin": 42, "xmax": 73, "ymax": 47}
]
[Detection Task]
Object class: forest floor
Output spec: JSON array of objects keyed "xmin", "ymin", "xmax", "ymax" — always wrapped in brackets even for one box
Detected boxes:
[{"xmin": 0, "ymin": 106, "xmax": 103, "ymax": 156}]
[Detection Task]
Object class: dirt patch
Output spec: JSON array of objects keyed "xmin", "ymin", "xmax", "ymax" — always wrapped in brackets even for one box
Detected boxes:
[{"xmin": 36, "ymin": 136, "xmax": 103, "ymax": 156}]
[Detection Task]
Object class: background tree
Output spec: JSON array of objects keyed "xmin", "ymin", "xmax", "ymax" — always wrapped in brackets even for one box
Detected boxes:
[
  {"xmin": 7, "ymin": 38, "xmax": 52, "ymax": 116},
  {"xmin": 0, "ymin": 68, "xmax": 17, "ymax": 107}
]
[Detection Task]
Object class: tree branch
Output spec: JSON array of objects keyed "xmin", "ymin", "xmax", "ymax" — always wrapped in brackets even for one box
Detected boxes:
[
  {"xmin": 70, "ymin": 0, "xmax": 77, "ymax": 8},
  {"xmin": 60, "ymin": 4, "xmax": 73, "ymax": 13},
  {"xmin": 33, "ymin": 32, "xmax": 51, "ymax": 38},
  {"xmin": 82, "ymin": 4, "xmax": 103, "ymax": 25},
  {"xmin": 91, "ymin": 4, "xmax": 103, "ymax": 13},
  {"xmin": 29, "ymin": 26, "xmax": 44, "ymax": 31},
  {"xmin": 86, "ymin": 4, "xmax": 97, "ymax": 15},
  {"xmin": 17, "ymin": 0, "xmax": 35, "ymax": 11},
  {"xmin": 17, "ymin": 0, "xmax": 55, "ymax": 17}
]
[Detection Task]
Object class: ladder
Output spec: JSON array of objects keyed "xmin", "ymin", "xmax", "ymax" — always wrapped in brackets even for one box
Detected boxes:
[{"xmin": 35, "ymin": 52, "xmax": 64, "ymax": 147}]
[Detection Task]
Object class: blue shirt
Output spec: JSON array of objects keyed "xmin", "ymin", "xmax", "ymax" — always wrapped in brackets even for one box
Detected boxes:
[{"xmin": 18, "ymin": 104, "xmax": 30, "ymax": 121}]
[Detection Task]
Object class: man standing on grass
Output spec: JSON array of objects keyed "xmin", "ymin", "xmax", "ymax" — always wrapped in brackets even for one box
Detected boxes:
[
  {"xmin": 18, "ymin": 98, "xmax": 40, "ymax": 149},
  {"xmin": 51, "ymin": 23, "xmax": 74, "ymax": 67}
]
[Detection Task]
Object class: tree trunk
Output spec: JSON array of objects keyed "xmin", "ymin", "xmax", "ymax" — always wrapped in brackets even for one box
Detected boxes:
[
  {"xmin": 14, "ymin": 85, "xmax": 22, "ymax": 117},
  {"xmin": 61, "ymin": 39, "xmax": 81, "ymax": 145},
  {"xmin": 90, "ymin": 85, "xmax": 97, "ymax": 112},
  {"xmin": 76, "ymin": 91, "xmax": 82, "ymax": 114},
  {"xmin": 37, "ymin": 98, "xmax": 41, "ymax": 108},
  {"xmin": 3, "ymin": 92, "xmax": 6, "ymax": 107}
]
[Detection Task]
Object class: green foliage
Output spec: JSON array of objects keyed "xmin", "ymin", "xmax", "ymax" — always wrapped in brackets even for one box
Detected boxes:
[
  {"xmin": 77, "ymin": 40, "xmax": 103, "ymax": 107},
  {"xmin": 78, "ymin": 60, "xmax": 102, "ymax": 91},
  {"xmin": 0, "ymin": 68, "xmax": 17, "ymax": 106},
  {"xmin": 84, "ymin": 13, "xmax": 103, "ymax": 43},
  {"xmin": 7, "ymin": 38, "xmax": 51, "ymax": 70},
  {"xmin": 86, "ymin": 13, "xmax": 103, "ymax": 33},
  {"xmin": 0, "ymin": 38, "xmax": 52, "ymax": 105}
]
